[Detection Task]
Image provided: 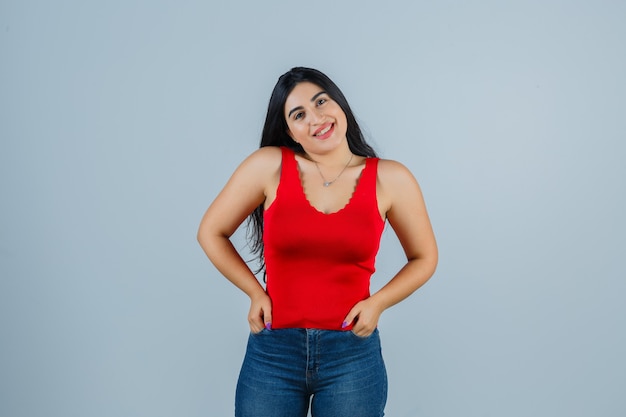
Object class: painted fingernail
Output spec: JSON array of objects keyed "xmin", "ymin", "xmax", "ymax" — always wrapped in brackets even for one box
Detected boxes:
[
  {"xmin": 341, "ymin": 321, "xmax": 348, "ymax": 329},
  {"xmin": 265, "ymin": 322, "xmax": 272, "ymax": 330}
]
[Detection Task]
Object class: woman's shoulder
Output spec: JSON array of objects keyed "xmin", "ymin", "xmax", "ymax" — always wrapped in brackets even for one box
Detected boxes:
[
  {"xmin": 241, "ymin": 146, "xmax": 283, "ymax": 167},
  {"xmin": 376, "ymin": 158, "xmax": 418, "ymax": 184},
  {"xmin": 233, "ymin": 146, "xmax": 284, "ymax": 182},
  {"xmin": 375, "ymin": 158, "xmax": 425, "ymax": 211},
  {"xmin": 249, "ymin": 145, "xmax": 284, "ymax": 159}
]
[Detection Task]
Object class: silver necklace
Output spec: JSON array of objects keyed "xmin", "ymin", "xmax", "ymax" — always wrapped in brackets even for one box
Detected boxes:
[{"xmin": 314, "ymin": 154, "xmax": 354, "ymax": 187}]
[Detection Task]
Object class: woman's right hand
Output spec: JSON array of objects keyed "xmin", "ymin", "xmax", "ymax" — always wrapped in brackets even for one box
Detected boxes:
[{"xmin": 248, "ymin": 292, "xmax": 273, "ymax": 333}]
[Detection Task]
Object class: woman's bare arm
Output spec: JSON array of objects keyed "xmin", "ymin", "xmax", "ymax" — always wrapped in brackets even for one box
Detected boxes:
[
  {"xmin": 344, "ymin": 159, "xmax": 438, "ymax": 336},
  {"xmin": 197, "ymin": 147, "xmax": 282, "ymax": 332}
]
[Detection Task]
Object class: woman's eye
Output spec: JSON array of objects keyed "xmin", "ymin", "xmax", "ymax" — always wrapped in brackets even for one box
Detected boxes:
[
  {"xmin": 294, "ymin": 112, "xmax": 304, "ymax": 120},
  {"xmin": 317, "ymin": 98, "xmax": 327, "ymax": 106}
]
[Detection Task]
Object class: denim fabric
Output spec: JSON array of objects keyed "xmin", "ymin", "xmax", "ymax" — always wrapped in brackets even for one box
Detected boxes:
[{"xmin": 235, "ymin": 328, "xmax": 387, "ymax": 417}]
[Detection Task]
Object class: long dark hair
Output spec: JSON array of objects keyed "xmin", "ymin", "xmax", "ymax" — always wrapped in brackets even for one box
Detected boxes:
[{"xmin": 247, "ymin": 67, "xmax": 377, "ymax": 274}]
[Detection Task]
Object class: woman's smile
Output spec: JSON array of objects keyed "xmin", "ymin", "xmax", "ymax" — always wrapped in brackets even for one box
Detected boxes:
[{"xmin": 314, "ymin": 123, "xmax": 334, "ymax": 139}]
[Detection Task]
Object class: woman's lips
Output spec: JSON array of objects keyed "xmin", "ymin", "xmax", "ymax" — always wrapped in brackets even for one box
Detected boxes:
[{"xmin": 314, "ymin": 123, "xmax": 334, "ymax": 140}]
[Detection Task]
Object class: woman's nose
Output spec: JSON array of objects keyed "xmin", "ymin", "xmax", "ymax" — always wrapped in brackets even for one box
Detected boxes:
[{"xmin": 310, "ymin": 109, "xmax": 325, "ymax": 124}]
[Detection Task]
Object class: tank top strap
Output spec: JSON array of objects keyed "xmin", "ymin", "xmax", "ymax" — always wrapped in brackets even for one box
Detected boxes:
[
  {"xmin": 363, "ymin": 157, "xmax": 379, "ymax": 181},
  {"xmin": 343, "ymin": 156, "xmax": 377, "ymax": 212},
  {"xmin": 279, "ymin": 146, "xmax": 299, "ymax": 184},
  {"xmin": 357, "ymin": 157, "xmax": 379, "ymax": 198}
]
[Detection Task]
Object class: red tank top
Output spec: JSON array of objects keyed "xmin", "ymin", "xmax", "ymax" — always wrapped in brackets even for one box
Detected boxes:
[{"xmin": 263, "ymin": 147, "xmax": 385, "ymax": 330}]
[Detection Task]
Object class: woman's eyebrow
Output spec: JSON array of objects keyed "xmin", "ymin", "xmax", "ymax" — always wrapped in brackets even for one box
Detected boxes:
[
  {"xmin": 288, "ymin": 91, "xmax": 327, "ymax": 118},
  {"xmin": 310, "ymin": 91, "xmax": 327, "ymax": 102}
]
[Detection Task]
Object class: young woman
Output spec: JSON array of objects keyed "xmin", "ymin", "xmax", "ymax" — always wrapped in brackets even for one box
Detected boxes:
[{"xmin": 197, "ymin": 67, "xmax": 438, "ymax": 417}]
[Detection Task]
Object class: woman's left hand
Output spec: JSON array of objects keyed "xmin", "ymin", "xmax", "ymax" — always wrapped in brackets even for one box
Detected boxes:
[{"xmin": 343, "ymin": 298, "xmax": 384, "ymax": 337}]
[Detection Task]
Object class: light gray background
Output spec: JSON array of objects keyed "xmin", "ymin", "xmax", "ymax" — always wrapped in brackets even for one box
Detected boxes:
[{"xmin": 1, "ymin": 1, "xmax": 625, "ymax": 416}]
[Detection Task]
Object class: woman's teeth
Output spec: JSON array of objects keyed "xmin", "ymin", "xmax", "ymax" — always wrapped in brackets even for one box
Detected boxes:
[{"xmin": 316, "ymin": 125, "xmax": 332, "ymax": 136}]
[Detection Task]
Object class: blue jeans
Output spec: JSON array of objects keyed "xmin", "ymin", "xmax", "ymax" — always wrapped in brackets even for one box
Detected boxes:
[{"xmin": 235, "ymin": 328, "xmax": 387, "ymax": 417}]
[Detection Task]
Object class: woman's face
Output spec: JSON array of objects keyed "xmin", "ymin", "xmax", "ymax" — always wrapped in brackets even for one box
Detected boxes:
[{"xmin": 284, "ymin": 82, "xmax": 348, "ymax": 155}]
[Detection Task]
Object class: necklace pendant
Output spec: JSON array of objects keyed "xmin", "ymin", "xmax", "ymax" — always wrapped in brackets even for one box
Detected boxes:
[{"xmin": 314, "ymin": 153, "xmax": 353, "ymax": 189}]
